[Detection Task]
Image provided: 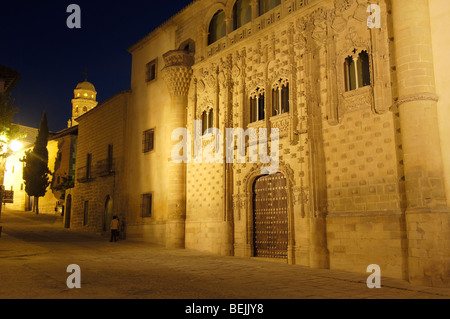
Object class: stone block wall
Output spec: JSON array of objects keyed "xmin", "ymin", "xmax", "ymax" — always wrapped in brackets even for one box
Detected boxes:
[{"xmin": 71, "ymin": 91, "xmax": 129, "ymax": 234}]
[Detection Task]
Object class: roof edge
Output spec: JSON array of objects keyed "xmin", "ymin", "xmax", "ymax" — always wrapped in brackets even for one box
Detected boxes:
[{"xmin": 127, "ymin": 0, "xmax": 198, "ymax": 53}]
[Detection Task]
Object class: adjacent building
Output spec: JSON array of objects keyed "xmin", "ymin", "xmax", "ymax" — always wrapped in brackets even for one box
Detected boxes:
[
  {"xmin": 49, "ymin": 125, "xmax": 78, "ymax": 225},
  {"xmin": 2, "ymin": 125, "xmax": 38, "ymax": 211},
  {"xmin": 70, "ymin": 87, "xmax": 130, "ymax": 234}
]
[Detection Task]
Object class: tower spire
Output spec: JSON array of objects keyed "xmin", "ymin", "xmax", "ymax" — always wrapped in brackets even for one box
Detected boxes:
[{"xmin": 82, "ymin": 67, "xmax": 88, "ymax": 81}]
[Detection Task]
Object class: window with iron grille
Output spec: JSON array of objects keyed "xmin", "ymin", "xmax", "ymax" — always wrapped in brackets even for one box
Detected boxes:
[
  {"xmin": 141, "ymin": 193, "xmax": 152, "ymax": 218},
  {"xmin": 142, "ymin": 129, "xmax": 155, "ymax": 153},
  {"xmin": 146, "ymin": 59, "xmax": 157, "ymax": 82}
]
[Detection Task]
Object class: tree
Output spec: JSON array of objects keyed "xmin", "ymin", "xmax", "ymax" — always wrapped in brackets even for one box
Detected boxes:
[
  {"xmin": 0, "ymin": 92, "xmax": 20, "ymax": 217},
  {"xmin": 22, "ymin": 111, "xmax": 50, "ymax": 214},
  {"xmin": 0, "ymin": 92, "xmax": 20, "ymax": 155}
]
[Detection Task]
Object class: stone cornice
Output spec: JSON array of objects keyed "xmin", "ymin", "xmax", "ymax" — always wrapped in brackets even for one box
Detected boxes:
[{"xmin": 395, "ymin": 92, "xmax": 439, "ymax": 107}]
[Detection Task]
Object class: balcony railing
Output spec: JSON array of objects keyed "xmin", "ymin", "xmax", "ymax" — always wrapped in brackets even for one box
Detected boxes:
[
  {"xmin": 76, "ymin": 159, "xmax": 115, "ymax": 183},
  {"xmin": 76, "ymin": 166, "xmax": 93, "ymax": 183},
  {"xmin": 1, "ymin": 190, "xmax": 14, "ymax": 204},
  {"xmin": 96, "ymin": 159, "xmax": 115, "ymax": 177}
]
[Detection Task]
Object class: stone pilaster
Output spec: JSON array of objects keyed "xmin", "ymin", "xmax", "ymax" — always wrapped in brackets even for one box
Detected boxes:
[
  {"xmin": 162, "ymin": 50, "xmax": 194, "ymax": 249},
  {"xmin": 392, "ymin": 0, "xmax": 450, "ymax": 287}
]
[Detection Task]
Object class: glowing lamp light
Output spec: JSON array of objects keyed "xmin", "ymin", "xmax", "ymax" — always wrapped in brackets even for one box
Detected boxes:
[{"xmin": 9, "ymin": 140, "xmax": 23, "ymax": 152}]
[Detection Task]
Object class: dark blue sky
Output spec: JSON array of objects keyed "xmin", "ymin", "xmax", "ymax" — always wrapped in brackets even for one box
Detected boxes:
[{"xmin": 1, "ymin": 0, "xmax": 193, "ymax": 132}]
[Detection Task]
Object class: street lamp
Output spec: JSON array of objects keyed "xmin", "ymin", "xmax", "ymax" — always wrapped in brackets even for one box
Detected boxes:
[{"xmin": 9, "ymin": 140, "xmax": 23, "ymax": 153}]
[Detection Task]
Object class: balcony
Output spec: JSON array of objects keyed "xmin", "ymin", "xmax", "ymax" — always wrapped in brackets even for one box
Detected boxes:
[
  {"xmin": 96, "ymin": 159, "xmax": 115, "ymax": 177},
  {"xmin": 76, "ymin": 166, "xmax": 94, "ymax": 183}
]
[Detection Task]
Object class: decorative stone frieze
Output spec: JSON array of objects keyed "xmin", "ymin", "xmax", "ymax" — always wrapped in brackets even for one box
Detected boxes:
[{"xmin": 162, "ymin": 50, "xmax": 194, "ymax": 98}]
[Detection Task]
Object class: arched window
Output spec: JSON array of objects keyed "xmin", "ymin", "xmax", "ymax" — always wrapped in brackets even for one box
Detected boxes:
[
  {"xmin": 344, "ymin": 50, "xmax": 371, "ymax": 91},
  {"xmin": 250, "ymin": 88, "xmax": 265, "ymax": 123},
  {"xmin": 258, "ymin": 0, "xmax": 281, "ymax": 16},
  {"xmin": 272, "ymin": 79, "xmax": 289, "ymax": 116},
  {"xmin": 208, "ymin": 10, "xmax": 226, "ymax": 45},
  {"xmin": 232, "ymin": 0, "xmax": 252, "ymax": 31},
  {"xmin": 202, "ymin": 108, "xmax": 214, "ymax": 134}
]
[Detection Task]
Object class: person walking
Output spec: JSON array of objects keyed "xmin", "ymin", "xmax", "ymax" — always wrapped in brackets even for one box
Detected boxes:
[{"xmin": 110, "ymin": 216, "xmax": 119, "ymax": 242}]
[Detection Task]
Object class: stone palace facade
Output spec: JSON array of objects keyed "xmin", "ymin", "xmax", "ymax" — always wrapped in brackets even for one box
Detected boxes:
[{"xmin": 69, "ymin": 0, "xmax": 450, "ymax": 287}]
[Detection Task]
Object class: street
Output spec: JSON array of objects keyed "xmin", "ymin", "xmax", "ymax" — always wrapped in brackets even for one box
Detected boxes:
[{"xmin": 1, "ymin": 209, "xmax": 450, "ymax": 300}]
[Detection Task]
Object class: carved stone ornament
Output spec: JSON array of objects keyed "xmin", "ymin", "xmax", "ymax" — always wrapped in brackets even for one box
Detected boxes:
[
  {"xmin": 341, "ymin": 85, "xmax": 374, "ymax": 114},
  {"xmin": 161, "ymin": 50, "xmax": 194, "ymax": 98},
  {"xmin": 241, "ymin": 161, "xmax": 296, "ymax": 193}
]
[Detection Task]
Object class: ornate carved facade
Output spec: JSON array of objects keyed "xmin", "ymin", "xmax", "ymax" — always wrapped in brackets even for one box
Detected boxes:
[{"xmin": 123, "ymin": 0, "xmax": 450, "ymax": 287}]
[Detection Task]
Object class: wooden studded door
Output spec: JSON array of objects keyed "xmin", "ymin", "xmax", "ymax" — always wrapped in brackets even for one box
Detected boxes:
[{"xmin": 252, "ymin": 172, "xmax": 288, "ymax": 259}]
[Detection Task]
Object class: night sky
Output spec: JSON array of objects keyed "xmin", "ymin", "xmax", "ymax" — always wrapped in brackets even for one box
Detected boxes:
[{"xmin": 1, "ymin": 0, "xmax": 193, "ymax": 132}]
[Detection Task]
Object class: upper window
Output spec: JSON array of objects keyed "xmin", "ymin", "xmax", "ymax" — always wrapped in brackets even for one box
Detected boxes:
[
  {"xmin": 141, "ymin": 193, "xmax": 152, "ymax": 218},
  {"xmin": 259, "ymin": 0, "xmax": 281, "ymax": 16},
  {"xmin": 202, "ymin": 108, "xmax": 214, "ymax": 134},
  {"xmin": 344, "ymin": 50, "xmax": 371, "ymax": 92},
  {"xmin": 272, "ymin": 79, "xmax": 289, "ymax": 116},
  {"xmin": 250, "ymin": 88, "xmax": 265, "ymax": 123},
  {"xmin": 208, "ymin": 10, "xmax": 226, "ymax": 45},
  {"xmin": 146, "ymin": 59, "xmax": 157, "ymax": 82},
  {"xmin": 232, "ymin": 0, "xmax": 252, "ymax": 31},
  {"xmin": 143, "ymin": 129, "xmax": 155, "ymax": 153}
]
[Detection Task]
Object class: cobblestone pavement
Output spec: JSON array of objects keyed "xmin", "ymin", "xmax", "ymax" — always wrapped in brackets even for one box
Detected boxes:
[{"xmin": 1, "ymin": 209, "xmax": 449, "ymax": 301}]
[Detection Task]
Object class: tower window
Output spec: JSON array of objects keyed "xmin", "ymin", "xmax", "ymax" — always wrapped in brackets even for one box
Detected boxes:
[{"xmin": 344, "ymin": 50, "xmax": 371, "ymax": 91}]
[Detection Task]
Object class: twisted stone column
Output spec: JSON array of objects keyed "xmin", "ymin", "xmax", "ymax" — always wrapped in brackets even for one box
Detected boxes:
[
  {"xmin": 393, "ymin": 0, "xmax": 449, "ymax": 287},
  {"xmin": 162, "ymin": 50, "xmax": 194, "ymax": 249}
]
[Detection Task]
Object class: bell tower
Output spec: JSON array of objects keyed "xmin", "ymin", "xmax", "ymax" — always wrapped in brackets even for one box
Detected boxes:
[{"xmin": 68, "ymin": 74, "xmax": 98, "ymax": 127}]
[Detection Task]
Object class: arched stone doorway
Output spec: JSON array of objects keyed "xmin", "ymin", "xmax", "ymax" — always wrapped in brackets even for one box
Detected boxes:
[
  {"xmin": 65, "ymin": 195, "xmax": 71, "ymax": 229},
  {"xmin": 252, "ymin": 172, "xmax": 288, "ymax": 259},
  {"xmin": 103, "ymin": 195, "xmax": 113, "ymax": 232}
]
